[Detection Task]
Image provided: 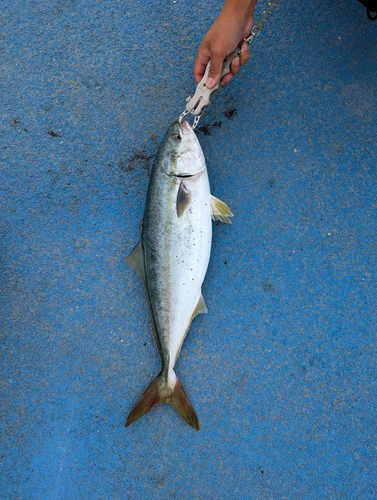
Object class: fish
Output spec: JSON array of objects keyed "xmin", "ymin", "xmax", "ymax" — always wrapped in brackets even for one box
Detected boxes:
[{"xmin": 125, "ymin": 120, "xmax": 233, "ymax": 430}]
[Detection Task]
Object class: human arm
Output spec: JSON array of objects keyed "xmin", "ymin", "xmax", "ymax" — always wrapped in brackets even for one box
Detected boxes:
[{"xmin": 194, "ymin": 0, "xmax": 258, "ymax": 88}]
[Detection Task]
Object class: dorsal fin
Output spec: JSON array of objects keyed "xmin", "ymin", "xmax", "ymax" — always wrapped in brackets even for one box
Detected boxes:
[
  {"xmin": 210, "ymin": 195, "xmax": 233, "ymax": 224},
  {"xmin": 126, "ymin": 241, "xmax": 146, "ymax": 286},
  {"xmin": 126, "ymin": 241, "xmax": 162, "ymax": 358}
]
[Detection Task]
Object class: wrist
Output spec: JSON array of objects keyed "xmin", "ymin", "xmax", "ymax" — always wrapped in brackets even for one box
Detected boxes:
[{"xmin": 221, "ymin": 0, "xmax": 257, "ymax": 19}]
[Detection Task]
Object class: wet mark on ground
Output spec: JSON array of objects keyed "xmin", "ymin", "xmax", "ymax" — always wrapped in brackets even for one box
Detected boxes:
[
  {"xmin": 118, "ymin": 149, "xmax": 153, "ymax": 175},
  {"xmin": 48, "ymin": 130, "xmax": 61, "ymax": 138},
  {"xmin": 197, "ymin": 121, "xmax": 222, "ymax": 136},
  {"xmin": 224, "ymin": 107, "xmax": 236, "ymax": 119},
  {"xmin": 261, "ymin": 280, "xmax": 276, "ymax": 293}
]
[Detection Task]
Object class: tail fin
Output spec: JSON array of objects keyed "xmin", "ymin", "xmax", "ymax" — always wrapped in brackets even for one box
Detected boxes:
[{"xmin": 125, "ymin": 371, "xmax": 199, "ymax": 430}]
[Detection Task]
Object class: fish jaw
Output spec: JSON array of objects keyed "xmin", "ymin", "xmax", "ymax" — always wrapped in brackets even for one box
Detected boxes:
[
  {"xmin": 180, "ymin": 119, "xmax": 191, "ymax": 135},
  {"xmin": 154, "ymin": 120, "xmax": 204, "ymax": 178},
  {"xmin": 175, "ymin": 121, "xmax": 204, "ymax": 176}
]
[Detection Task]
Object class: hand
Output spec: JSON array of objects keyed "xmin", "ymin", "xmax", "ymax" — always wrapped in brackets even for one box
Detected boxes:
[{"xmin": 194, "ymin": 1, "xmax": 258, "ymax": 88}]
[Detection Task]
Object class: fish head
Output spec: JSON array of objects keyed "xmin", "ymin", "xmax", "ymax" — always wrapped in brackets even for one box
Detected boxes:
[{"xmin": 161, "ymin": 121, "xmax": 205, "ymax": 178}]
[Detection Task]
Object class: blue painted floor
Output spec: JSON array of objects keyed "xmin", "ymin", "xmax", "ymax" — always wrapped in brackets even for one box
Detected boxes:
[{"xmin": 1, "ymin": 0, "xmax": 376, "ymax": 498}]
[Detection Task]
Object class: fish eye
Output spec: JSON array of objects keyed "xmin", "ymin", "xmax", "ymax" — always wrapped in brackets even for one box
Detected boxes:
[{"xmin": 174, "ymin": 134, "xmax": 181, "ymax": 142}]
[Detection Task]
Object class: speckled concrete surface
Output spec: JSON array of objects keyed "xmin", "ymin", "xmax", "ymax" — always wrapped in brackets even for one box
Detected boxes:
[{"xmin": 1, "ymin": 0, "xmax": 376, "ymax": 498}]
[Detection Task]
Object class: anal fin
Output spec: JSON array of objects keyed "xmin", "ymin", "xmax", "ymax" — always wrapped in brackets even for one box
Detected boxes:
[{"xmin": 191, "ymin": 294, "xmax": 208, "ymax": 321}]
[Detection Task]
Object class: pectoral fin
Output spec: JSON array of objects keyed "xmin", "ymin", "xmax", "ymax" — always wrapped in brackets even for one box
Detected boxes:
[
  {"xmin": 177, "ymin": 181, "xmax": 191, "ymax": 218},
  {"xmin": 210, "ymin": 195, "xmax": 233, "ymax": 224}
]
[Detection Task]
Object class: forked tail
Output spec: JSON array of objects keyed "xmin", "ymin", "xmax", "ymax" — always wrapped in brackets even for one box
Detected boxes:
[{"xmin": 125, "ymin": 371, "xmax": 199, "ymax": 430}]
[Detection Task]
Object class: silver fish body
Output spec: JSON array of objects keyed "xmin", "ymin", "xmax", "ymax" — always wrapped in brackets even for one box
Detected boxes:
[{"xmin": 126, "ymin": 120, "xmax": 232, "ymax": 430}]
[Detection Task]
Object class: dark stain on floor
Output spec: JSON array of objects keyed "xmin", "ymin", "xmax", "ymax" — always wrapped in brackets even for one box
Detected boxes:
[
  {"xmin": 48, "ymin": 130, "xmax": 61, "ymax": 138},
  {"xmin": 224, "ymin": 107, "xmax": 236, "ymax": 119},
  {"xmin": 197, "ymin": 121, "xmax": 222, "ymax": 136},
  {"xmin": 261, "ymin": 281, "xmax": 276, "ymax": 293},
  {"xmin": 11, "ymin": 118, "xmax": 28, "ymax": 131},
  {"xmin": 119, "ymin": 149, "xmax": 153, "ymax": 175}
]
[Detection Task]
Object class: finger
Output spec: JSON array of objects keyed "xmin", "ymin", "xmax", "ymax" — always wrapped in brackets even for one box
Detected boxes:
[
  {"xmin": 194, "ymin": 50, "xmax": 210, "ymax": 83},
  {"xmin": 230, "ymin": 56, "xmax": 240, "ymax": 76},
  {"xmin": 206, "ymin": 49, "xmax": 226, "ymax": 89},
  {"xmin": 220, "ymin": 73, "xmax": 233, "ymax": 87},
  {"xmin": 240, "ymin": 43, "xmax": 250, "ymax": 66}
]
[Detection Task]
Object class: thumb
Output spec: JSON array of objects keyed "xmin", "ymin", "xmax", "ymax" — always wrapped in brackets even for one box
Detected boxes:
[{"xmin": 206, "ymin": 50, "xmax": 225, "ymax": 89}]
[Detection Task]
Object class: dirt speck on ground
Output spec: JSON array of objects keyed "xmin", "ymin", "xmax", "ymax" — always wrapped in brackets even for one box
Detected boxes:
[
  {"xmin": 224, "ymin": 108, "xmax": 236, "ymax": 119},
  {"xmin": 48, "ymin": 130, "xmax": 61, "ymax": 138}
]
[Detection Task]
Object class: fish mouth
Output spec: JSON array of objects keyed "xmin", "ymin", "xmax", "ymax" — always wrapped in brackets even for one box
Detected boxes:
[
  {"xmin": 165, "ymin": 170, "xmax": 204, "ymax": 179},
  {"xmin": 174, "ymin": 173, "xmax": 195, "ymax": 179},
  {"xmin": 180, "ymin": 120, "xmax": 192, "ymax": 135}
]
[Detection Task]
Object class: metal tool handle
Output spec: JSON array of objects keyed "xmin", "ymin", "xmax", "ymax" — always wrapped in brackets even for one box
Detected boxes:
[
  {"xmin": 185, "ymin": 46, "xmax": 241, "ymax": 117},
  {"xmin": 179, "ymin": 0, "xmax": 280, "ymax": 128}
]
